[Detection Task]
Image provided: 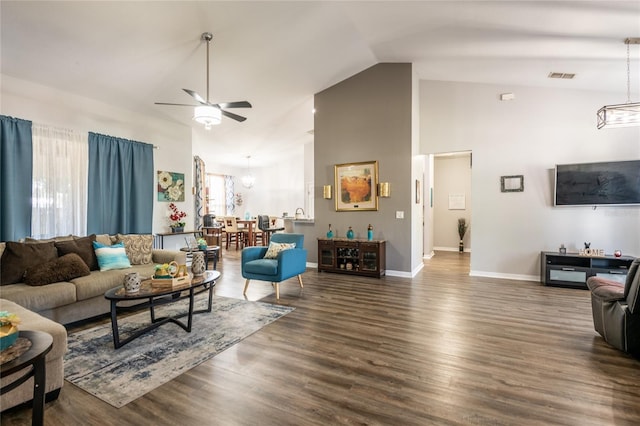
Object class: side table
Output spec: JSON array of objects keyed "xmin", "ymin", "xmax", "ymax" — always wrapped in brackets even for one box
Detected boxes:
[{"xmin": 1, "ymin": 330, "xmax": 53, "ymax": 426}]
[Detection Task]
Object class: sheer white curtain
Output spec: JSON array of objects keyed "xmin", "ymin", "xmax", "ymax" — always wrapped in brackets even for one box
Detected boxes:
[{"xmin": 31, "ymin": 123, "xmax": 88, "ymax": 238}]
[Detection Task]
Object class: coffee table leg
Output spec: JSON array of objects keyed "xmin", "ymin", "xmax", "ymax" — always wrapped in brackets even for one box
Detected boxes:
[
  {"xmin": 187, "ymin": 287, "xmax": 195, "ymax": 332},
  {"xmin": 31, "ymin": 355, "xmax": 46, "ymax": 426},
  {"xmin": 110, "ymin": 300, "xmax": 122, "ymax": 349}
]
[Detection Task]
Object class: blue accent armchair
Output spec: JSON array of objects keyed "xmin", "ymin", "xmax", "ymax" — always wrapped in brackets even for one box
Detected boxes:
[{"xmin": 241, "ymin": 233, "xmax": 307, "ymax": 299}]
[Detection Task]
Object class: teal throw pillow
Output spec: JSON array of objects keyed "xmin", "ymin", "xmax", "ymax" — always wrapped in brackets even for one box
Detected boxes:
[{"xmin": 93, "ymin": 241, "xmax": 132, "ymax": 271}]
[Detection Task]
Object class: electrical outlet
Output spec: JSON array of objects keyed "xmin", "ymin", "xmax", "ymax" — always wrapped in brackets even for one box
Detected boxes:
[{"xmin": 396, "ymin": 211, "xmax": 404, "ymax": 219}]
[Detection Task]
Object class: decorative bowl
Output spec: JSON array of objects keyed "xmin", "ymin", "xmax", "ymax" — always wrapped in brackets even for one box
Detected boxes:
[{"xmin": 0, "ymin": 325, "xmax": 18, "ymax": 351}]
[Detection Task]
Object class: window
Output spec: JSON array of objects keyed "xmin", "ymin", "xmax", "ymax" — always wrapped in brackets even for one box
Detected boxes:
[
  {"xmin": 31, "ymin": 124, "xmax": 88, "ymax": 238},
  {"xmin": 206, "ymin": 173, "xmax": 226, "ymax": 216}
]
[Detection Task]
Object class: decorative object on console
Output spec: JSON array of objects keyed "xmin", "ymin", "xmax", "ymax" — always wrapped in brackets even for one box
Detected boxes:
[
  {"xmin": 458, "ymin": 218, "xmax": 468, "ymax": 253},
  {"xmin": 614, "ymin": 250, "xmax": 622, "ymax": 258},
  {"xmin": 597, "ymin": 38, "xmax": 640, "ymax": 129},
  {"xmin": 367, "ymin": 224, "xmax": 373, "ymax": 241},
  {"xmin": 158, "ymin": 171, "xmax": 185, "ymax": 202},
  {"xmin": 197, "ymin": 238, "xmax": 207, "ymax": 250},
  {"xmin": 168, "ymin": 202, "xmax": 187, "ymax": 232},
  {"xmin": 326, "ymin": 224, "xmax": 334, "ymax": 239},
  {"xmin": 559, "ymin": 244, "xmax": 567, "ymax": 254},
  {"xmin": 346, "ymin": 226, "xmax": 354, "ymax": 239},
  {"xmin": 191, "ymin": 252, "xmax": 205, "ymax": 277},
  {"xmin": 335, "ymin": 161, "xmax": 379, "ymax": 211}
]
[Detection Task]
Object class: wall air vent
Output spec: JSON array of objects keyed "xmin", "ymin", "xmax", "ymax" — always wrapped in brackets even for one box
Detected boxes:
[{"xmin": 548, "ymin": 72, "xmax": 576, "ymax": 79}]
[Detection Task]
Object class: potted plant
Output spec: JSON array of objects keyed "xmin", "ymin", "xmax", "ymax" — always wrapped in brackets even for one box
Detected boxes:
[
  {"xmin": 458, "ymin": 218, "xmax": 468, "ymax": 253},
  {"xmin": 197, "ymin": 237, "xmax": 207, "ymax": 250},
  {"xmin": 168, "ymin": 203, "xmax": 187, "ymax": 232}
]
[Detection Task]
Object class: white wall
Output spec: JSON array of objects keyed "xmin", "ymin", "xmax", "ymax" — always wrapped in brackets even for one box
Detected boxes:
[
  {"xmin": 421, "ymin": 80, "xmax": 640, "ymax": 281},
  {"xmin": 433, "ymin": 154, "xmax": 472, "ymax": 251},
  {"xmin": 1, "ymin": 74, "xmax": 193, "ymax": 235}
]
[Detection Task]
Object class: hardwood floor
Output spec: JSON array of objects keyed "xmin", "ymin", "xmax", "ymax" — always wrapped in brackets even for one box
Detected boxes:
[{"xmin": 2, "ymin": 250, "xmax": 639, "ymax": 425}]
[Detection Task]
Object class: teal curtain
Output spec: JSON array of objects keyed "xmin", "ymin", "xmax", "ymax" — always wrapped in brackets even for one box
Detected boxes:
[
  {"xmin": 0, "ymin": 115, "xmax": 33, "ymax": 241},
  {"xmin": 87, "ymin": 132, "xmax": 154, "ymax": 235}
]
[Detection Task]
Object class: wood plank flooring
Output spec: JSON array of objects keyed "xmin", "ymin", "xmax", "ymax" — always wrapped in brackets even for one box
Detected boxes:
[{"xmin": 2, "ymin": 250, "xmax": 639, "ymax": 425}]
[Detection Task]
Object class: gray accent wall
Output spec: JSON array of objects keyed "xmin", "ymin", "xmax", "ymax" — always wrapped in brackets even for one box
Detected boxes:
[{"xmin": 314, "ymin": 63, "xmax": 415, "ymax": 273}]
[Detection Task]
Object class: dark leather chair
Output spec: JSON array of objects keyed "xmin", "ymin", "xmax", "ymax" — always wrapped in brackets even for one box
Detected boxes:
[{"xmin": 586, "ymin": 258, "xmax": 640, "ymax": 355}]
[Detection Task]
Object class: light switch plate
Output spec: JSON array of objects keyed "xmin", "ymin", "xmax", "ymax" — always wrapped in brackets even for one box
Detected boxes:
[{"xmin": 396, "ymin": 211, "xmax": 404, "ymax": 219}]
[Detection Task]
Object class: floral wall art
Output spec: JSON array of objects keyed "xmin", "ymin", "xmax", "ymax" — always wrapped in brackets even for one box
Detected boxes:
[{"xmin": 157, "ymin": 170, "xmax": 185, "ymax": 202}]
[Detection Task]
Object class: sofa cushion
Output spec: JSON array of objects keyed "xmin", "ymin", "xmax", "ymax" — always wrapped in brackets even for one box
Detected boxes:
[
  {"xmin": 93, "ymin": 242, "xmax": 132, "ymax": 271},
  {"xmin": 24, "ymin": 235, "xmax": 74, "ymax": 243},
  {"xmin": 0, "ymin": 282, "xmax": 77, "ymax": 312},
  {"xmin": 24, "ymin": 253, "xmax": 91, "ymax": 286},
  {"xmin": 1, "ymin": 241, "xmax": 58, "ymax": 285},
  {"xmin": 71, "ymin": 264, "xmax": 156, "ymax": 301},
  {"xmin": 116, "ymin": 234, "xmax": 153, "ymax": 265},
  {"xmin": 244, "ymin": 258, "xmax": 279, "ymax": 275},
  {"xmin": 55, "ymin": 235, "xmax": 99, "ymax": 271},
  {"xmin": 95, "ymin": 234, "xmax": 112, "ymax": 246}
]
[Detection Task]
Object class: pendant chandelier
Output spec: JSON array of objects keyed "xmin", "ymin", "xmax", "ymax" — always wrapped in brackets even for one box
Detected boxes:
[
  {"xmin": 597, "ymin": 38, "xmax": 640, "ymax": 129},
  {"xmin": 241, "ymin": 156, "xmax": 255, "ymax": 189}
]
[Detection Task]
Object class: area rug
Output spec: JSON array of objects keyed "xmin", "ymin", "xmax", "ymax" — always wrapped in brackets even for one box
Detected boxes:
[{"xmin": 64, "ymin": 295, "xmax": 294, "ymax": 408}]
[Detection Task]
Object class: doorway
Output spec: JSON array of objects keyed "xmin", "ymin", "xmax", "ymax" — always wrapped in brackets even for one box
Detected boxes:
[{"xmin": 431, "ymin": 152, "xmax": 472, "ymax": 255}]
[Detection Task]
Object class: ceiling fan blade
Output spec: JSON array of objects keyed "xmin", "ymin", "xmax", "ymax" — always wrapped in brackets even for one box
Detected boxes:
[
  {"xmin": 215, "ymin": 101, "xmax": 252, "ymax": 109},
  {"xmin": 183, "ymin": 89, "xmax": 208, "ymax": 105},
  {"xmin": 155, "ymin": 102, "xmax": 198, "ymax": 107},
  {"xmin": 221, "ymin": 110, "xmax": 247, "ymax": 122}
]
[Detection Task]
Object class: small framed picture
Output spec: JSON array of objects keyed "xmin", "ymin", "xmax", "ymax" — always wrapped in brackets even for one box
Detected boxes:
[{"xmin": 500, "ymin": 175, "xmax": 524, "ymax": 192}]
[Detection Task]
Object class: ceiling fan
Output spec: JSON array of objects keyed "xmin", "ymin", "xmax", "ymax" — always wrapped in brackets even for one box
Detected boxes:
[{"xmin": 155, "ymin": 32, "xmax": 252, "ymax": 129}]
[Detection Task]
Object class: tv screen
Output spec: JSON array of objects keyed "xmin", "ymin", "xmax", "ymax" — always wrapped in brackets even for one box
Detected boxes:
[{"xmin": 554, "ymin": 160, "xmax": 640, "ymax": 206}]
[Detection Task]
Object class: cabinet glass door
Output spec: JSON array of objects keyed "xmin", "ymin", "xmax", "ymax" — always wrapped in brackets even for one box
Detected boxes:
[{"xmin": 361, "ymin": 247, "xmax": 378, "ymax": 271}]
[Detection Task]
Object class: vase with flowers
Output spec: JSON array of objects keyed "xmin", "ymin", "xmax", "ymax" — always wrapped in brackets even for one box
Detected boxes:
[{"xmin": 168, "ymin": 203, "xmax": 187, "ymax": 233}]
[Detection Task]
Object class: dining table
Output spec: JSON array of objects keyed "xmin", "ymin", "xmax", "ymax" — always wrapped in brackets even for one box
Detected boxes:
[{"xmin": 237, "ymin": 219, "xmax": 257, "ymax": 247}]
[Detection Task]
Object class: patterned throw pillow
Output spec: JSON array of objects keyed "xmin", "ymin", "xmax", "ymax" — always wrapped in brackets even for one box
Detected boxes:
[
  {"xmin": 263, "ymin": 242, "xmax": 296, "ymax": 259},
  {"xmin": 93, "ymin": 241, "xmax": 132, "ymax": 271},
  {"xmin": 116, "ymin": 234, "xmax": 153, "ymax": 265}
]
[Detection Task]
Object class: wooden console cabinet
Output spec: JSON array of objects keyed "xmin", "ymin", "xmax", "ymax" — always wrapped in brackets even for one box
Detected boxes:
[
  {"xmin": 540, "ymin": 251, "xmax": 635, "ymax": 289},
  {"xmin": 318, "ymin": 238, "xmax": 386, "ymax": 278}
]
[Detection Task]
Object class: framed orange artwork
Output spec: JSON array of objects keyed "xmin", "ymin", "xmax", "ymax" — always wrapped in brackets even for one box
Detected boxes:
[{"xmin": 334, "ymin": 161, "xmax": 378, "ymax": 211}]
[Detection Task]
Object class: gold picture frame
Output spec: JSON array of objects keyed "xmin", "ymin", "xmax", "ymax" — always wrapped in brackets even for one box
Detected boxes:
[{"xmin": 334, "ymin": 161, "xmax": 378, "ymax": 211}]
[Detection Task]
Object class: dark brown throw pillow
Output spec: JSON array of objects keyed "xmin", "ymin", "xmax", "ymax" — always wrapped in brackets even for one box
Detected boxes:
[
  {"xmin": 55, "ymin": 234, "xmax": 99, "ymax": 271},
  {"xmin": 23, "ymin": 253, "xmax": 91, "ymax": 286},
  {"xmin": 0, "ymin": 241, "xmax": 58, "ymax": 285}
]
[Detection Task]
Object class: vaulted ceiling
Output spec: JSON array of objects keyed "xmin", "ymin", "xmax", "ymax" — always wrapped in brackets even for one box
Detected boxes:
[{"xmin": 2, "ymin": 1, "xmax": 639, "ymax": 166}]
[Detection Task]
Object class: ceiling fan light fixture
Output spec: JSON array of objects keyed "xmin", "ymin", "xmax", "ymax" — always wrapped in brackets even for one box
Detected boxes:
[
  {"xmin": 598, "ymin": 37, "xmax": 640, "ymax": 129},
  {"xmin": 193, "ymin": 105, "xmax": 221, "ymax": 129}
]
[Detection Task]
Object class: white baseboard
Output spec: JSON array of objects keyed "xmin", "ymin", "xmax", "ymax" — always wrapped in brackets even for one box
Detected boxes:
[
  {"xmin": 423, "ymin": 251, "xmax": 435, "ymax": 259},
  {"xmin": 469, "ymin": 270, "xmax": 540, "ymax": 283},
  {"xmin": 433, "ymin": 246, "xmax": 471, "ymax": 253}
]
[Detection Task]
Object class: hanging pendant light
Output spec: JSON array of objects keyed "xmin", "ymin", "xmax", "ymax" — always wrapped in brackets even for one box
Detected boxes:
[
  {"xmin": 597, "ymin": 38, "xmax": 640, "ymax": 129},
  {"xmin": 241, "ymin": 156, "xmax": 255, "ymax": 188}
]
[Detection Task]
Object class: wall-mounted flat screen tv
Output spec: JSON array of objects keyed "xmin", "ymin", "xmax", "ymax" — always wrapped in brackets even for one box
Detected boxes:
[{"xmin": 554, "ymin": 160, "xmax": 640, "ymax": 206}]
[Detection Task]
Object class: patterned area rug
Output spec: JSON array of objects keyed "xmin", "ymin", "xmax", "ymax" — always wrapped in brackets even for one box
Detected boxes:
[{"xmin": 64, "ymin": 295, "xmax": 294, "ymax": 408}]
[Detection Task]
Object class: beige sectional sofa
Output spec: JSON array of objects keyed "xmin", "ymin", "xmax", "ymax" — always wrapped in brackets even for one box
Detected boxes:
[
  {"xmin": 0, "ymin": 233, "xmax": 186, "ymax": 324},
  {"xmin": 0, "ymin": 299, "xmax": 68, "ymax": 412}
]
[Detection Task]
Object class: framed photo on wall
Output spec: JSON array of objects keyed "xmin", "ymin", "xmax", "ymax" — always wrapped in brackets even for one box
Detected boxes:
[
  {"xmin": 157, "ymin": 170, "xmax": 185, "ymax": 202},
  {"xmin": 335, "ymin": 161, "xmax": 378, "ymax": 211}
]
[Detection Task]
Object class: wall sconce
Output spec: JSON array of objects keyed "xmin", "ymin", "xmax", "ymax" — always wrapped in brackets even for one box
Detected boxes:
[
  {"xmin": 378, "ymin": 182, "xmax": 391, "ymax": 198},
  {"xmin": 323, "ymin": 185, "xmax": 332, "ymax": 199}
]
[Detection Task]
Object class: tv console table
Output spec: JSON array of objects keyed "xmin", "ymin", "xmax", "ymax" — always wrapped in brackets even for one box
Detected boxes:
[{"xmin": 540, "ymin": 251, "xmax": 635, "ymax": 289}]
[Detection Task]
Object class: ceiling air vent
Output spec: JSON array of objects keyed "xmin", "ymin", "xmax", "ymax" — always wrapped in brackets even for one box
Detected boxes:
[{"xmin": 548, "ymin": 72, "xmax": 575, "ymax": 79}]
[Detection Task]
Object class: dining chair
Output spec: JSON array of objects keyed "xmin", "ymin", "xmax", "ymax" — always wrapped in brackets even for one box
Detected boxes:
[{"xmin": 223, "ymin": 216, "xmax": 243, "ymax": 250}]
